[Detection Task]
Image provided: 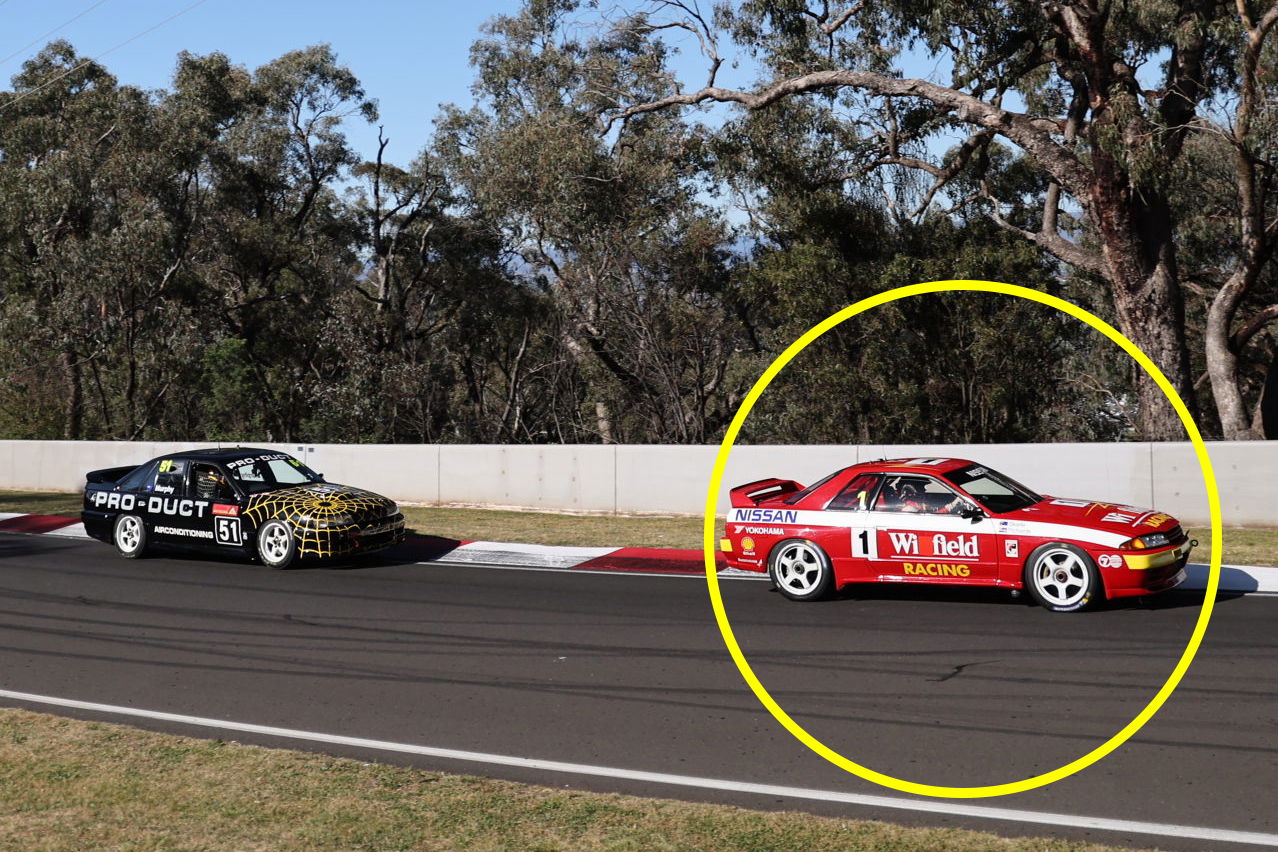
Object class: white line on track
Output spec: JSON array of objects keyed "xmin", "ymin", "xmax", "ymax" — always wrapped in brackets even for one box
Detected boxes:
[
  {"xmin": 424, "ymin": 558, "xmax": 771, "ymax": 580},
  {"xmin": 2, "ymin": 688, "xmax": 1275, "ymax": 847}
]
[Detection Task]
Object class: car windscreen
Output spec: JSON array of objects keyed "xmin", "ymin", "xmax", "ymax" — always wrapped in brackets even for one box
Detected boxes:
[
  {"xmin": 943, "ymin": 464, "xmax": 1041, "ymax": 513},
  {"xmin": 225, "ymin": 454, "xmax": 322, "ymax": 494}
]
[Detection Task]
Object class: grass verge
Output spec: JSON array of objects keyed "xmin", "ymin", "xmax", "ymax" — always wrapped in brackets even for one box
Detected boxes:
[
  {"xmin": 1, "ymin": 491, "xmax": 1273, "ymax": 565},
  {"xmin": 0, "ymin": 708, "xmax": 1153, "ymax": 852}
]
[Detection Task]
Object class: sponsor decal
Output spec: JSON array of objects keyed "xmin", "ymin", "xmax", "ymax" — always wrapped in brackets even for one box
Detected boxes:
[
  {"xmin": 933, "ymin": 533, "xmax": 978, "ymax": 558},
  {"xmin": 903, "ymin": 562, "xmax": 971, "ymax": 577},
  {"xmin": 227, "ymin": 453, "xmax": 291, "ymax": 470},
  {"xmin": 967, "ymin": 466, "xmax": 988, "ymax": 477},
  {"xmin": 143, "ymin": 497, "xmax": 210, "ymax": 518},
  {"xmin": 91, "ymin": 492, "xmax": 211, "ymax": 519},
  {"xmin": 212, "ymin": 503, "xmax": 239, "ymax": 517},
  {"xmin": 154, "ymin": 526, "xmax": 214, "ymax": 540},
  {"xmin": 887, "ymin": 531, "xmax": 918, "ymax": 554},
  {"xmin": 902, "ymin": 458, "xmax": 946, "ymax": 466},
  {"xmin": 1101, "ymin": 511, "xmax": 1137, "ymax": 525},
  {"xmin": 1098, "ymin": 553, "xmax": 1123, "ymax": 568},
  {"xmin": 158, "ymin": 460, "xmax": 176, "ymax": 473},
  {"xmin": 1050, "ymin": 498, "xmax": 1091, "ymax": 508},
  {"xmin": 729, "ymin": 508, "xmax": 799, "ymax": 524},
  {"xmin": 885, "ymin": 531, "xmax": 979, "ymax": 558},
  {"xmin": 1005, "ymin": 539, "xmax": 1019, "ymax": 558},
  {"xmin": 741, "ymin": 536, "xmax": 756, "ymax": 552},
  {"xmin": 92, "ymin": 491, "xmax": 137, "ymax": 511},
  {"xmin": 743, "ymin": 526, "xmax": 784, "ymax": 535},
  {"xmin": 154, "ymin": 484, "xmax": 176, "ymax": 495},
  {"xmin": 1141, "ymin": 512, "xmax": 1171, "ymax": 529}
]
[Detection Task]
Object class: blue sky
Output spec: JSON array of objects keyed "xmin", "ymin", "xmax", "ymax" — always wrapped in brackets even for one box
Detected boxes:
[{"xmin": 1, "ymin": 0, "xmax": 534, "ymax": 164}]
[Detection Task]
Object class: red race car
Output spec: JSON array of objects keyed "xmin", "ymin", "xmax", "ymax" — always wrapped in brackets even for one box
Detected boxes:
[{"xmin": 720, "ymin": 458, "xmax": 1193, "ymax": 612}]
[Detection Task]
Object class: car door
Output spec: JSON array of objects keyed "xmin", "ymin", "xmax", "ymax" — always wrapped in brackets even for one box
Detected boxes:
[
  {"xmin": 190, "ymin": 462, "xmax": 247, "ymax": 549},
  {"xmin": 864, "ymin": 473, "xmax": 1002, "ymax": 582},
  {"xmin": 819, "ymin": 472, "xmax": 884, "ymax": 581},
  {"xmin": 137, "ymin": 459, "xmax": 216, "ymax": 545}
]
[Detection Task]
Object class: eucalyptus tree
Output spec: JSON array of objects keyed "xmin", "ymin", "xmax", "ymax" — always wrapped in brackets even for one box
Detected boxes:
[
  {"xmin": 179, "ymin": 45, "xmax": 378, "ymax": 441},
  {"xmin": 312, "ymin": 140, "xmax": 566, "ymax": 443},
  {"xmin": 436, "ymin": 0, "xmax": 749, "ymax": 442},
  {"xmin": 588, "ymin": 0, "xmax": 1278, "ymax": 440},
  {"xmin": 0, "ymin": 42, "xmax": 205, "ymax": 440}
]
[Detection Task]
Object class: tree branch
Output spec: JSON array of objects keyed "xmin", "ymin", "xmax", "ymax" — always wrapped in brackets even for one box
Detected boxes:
[
  {"xmin": 603, "ymin": 70, "xmax": 1092, "ymax": 199},
  {"xmin": 1231, "ymin": 304, "xmax": 1278, "ymax": 352}
]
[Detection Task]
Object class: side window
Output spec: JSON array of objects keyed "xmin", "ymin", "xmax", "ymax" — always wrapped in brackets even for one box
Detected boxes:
[
  {"xmin": 148, "ymin": 459, "xmax": 188, "ymax": 496},
  {"xmin": 874, "ymin": 475, "xmax": 962, "ymax": 514},
  {"xmin": 191, "ymin": 463, "xmax": 236, "ymax": 501},
  {"xmin": 826, "ymin": 474, "xmax": 882, "ymax": 511}
]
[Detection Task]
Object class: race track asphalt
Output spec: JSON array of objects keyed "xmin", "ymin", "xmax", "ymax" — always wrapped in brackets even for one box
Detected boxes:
[{"xmin": 1, "ymin": 532, "xmax": 1275, "ymax": 850}]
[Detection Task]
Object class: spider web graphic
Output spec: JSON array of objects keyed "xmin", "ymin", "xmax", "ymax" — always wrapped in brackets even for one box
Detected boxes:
[{"xmin": 244, "ymin": 485, "xmax": 401, "ymax": 558}]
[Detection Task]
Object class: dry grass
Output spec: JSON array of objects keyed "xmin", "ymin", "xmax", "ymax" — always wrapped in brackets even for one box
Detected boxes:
[
  {"xmin": 0, "ymin": 708, "xmax": 1156, "ymax": 852},
  {"xmin": 1186, "ymin": 526, "xmax": 1278, "ymax": 568}
]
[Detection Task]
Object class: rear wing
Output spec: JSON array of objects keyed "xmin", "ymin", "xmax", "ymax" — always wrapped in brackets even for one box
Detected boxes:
[
  {"xmin": 729, "ymin": 478, "xmax": 803, "ymax": 508},
  {"xmin": 85, "ymin": 465, "xmax": 138, "ymax": 485}
]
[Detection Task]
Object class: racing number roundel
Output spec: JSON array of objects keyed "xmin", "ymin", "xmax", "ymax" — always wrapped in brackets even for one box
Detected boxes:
[{"xmin": 701, "ymin": 280, "xmax": 1223, "ymax": 799}]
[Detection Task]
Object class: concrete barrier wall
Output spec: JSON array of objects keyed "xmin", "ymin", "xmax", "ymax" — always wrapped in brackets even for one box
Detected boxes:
[{"xmin": 0, "ymin": 439, "xmax": 1272, "ymax": 526}]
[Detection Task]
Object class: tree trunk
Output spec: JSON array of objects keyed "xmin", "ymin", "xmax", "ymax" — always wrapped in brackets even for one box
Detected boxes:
[
  {"xmin": 62, "ymin": 347, "xmax": 83, "ymax": 440},
  {"xmin": 1204, "ymin": 272, "xmax": 1255, "ymax": 439},
  {"xmin": 1089, "ymin": 147, "xmax": 1198, "ymax": 441},
  {"xmin": 1261, "ymin": 346, "xmax": 1278, "ymax": 440},
  {"xmin": 1107, "ymin": 266, "xmax": 1197, "ymax": 440}
]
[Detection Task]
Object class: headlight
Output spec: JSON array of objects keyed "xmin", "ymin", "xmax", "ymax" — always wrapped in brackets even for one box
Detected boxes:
[{"xmin": 1121, "ymin": 532, "xmax": 1171, "ymax": 550}]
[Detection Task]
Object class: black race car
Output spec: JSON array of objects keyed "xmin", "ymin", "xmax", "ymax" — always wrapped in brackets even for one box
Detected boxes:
[{"xmin": 82, "ymin": 447, "xmax": 406, "ymax": 568}]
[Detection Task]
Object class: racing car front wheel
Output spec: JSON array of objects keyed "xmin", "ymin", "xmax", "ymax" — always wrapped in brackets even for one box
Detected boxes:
[
  {"xmin": 1024, "ymin": 543, "xmax": 1100, "ymax": 612},
  {"xmin": 768, "ymin": 539, "xmax": 834, "ymax": 602},
  {"xmin": 113, "ymin": 514, "xmax": 147, "ymax": 559},
  {"xmin": 256, "ymin": 519, "xmax": 297, "ymax": 569}
]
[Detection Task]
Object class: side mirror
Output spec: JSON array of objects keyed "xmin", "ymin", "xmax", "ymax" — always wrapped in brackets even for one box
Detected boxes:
[{"xmin": 957, "ymin": 502, "xmax": 985, "ymax": 522}]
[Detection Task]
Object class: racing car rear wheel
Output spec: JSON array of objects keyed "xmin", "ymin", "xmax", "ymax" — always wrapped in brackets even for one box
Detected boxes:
[
  {"xmin": 1024, "ymin": 543, "xmax": 1100, "ymax": 612},
  {"xmin": 768, "ymin": 539, "xmax": 834, "ymax": 602},
  {"xmin": 113, "ymin": 514, "xmax": 147, "ymax": 559},
  {"xmin": 256, "ymin": 519, "xmax": 297, "ymax": 569}
]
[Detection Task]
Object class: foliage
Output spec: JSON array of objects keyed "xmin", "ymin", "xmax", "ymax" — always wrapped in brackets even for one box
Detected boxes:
[{"xmin": 0, "ymin": 27, "xmax": 1154, "ymax": 446}]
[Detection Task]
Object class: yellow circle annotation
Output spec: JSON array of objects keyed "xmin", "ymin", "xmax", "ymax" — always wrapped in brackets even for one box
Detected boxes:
[{"xmin": 700, "ymin": 280, "xmax": 1222, "ymax": 799}]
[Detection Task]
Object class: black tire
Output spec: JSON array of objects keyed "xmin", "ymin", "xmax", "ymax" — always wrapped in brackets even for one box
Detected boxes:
[
  {"xmin": 1023, "ymin": 542, "xmax": 1101, "ymax": 612},
  {"xmin": 113, "ymin": 513, "xmax": 147, "ymax": 559},
  {"xmin": 768, "ymin": 539, "xmax": 835, "ymax": 601},
  {"xmin": 255, "ymin": 519, "xmax": 297, "ymax": 569}
]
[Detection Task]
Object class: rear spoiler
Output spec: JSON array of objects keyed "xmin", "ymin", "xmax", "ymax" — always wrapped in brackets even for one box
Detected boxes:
[
  {"xmin": 85, "ymin": 465, "xmax": 138, "ymax": 485},
  {"xmin": 729, "ymin": 478, "xmax": 803, "ymax": 507}
]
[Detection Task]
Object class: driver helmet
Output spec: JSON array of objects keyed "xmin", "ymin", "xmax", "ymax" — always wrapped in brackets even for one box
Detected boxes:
[{"xmin": 198, "ymin": 468, "xmax": 226, "ymax": 497}]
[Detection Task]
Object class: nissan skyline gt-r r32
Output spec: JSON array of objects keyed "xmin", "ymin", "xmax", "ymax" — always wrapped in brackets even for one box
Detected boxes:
[
  {"xmin": 82, "ymin": 448, "xmax": 406, "ymax": 569},
  {"xmin": 720, "ymin": 458, "xmax": 1193, "ymax": 612}
]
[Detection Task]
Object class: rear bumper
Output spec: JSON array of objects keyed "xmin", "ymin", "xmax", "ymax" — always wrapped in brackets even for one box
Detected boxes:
[{"xmin": 81, "ymin": 510, "xmax": 114, "ymax": 543}]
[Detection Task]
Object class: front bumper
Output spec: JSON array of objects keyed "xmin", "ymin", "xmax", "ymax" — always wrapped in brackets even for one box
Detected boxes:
[{"xmin": 1104, "ymin": 543, "xmax": 1192, "ymax": 599}]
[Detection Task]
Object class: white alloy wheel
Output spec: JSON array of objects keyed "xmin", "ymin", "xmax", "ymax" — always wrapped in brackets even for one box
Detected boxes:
[
  {"xmin": 113, "ymin": 514, "xmax": 146, "ymax": 558},
  {"xmin": 256, "ymin": 519, "xmax": 297, "ymax": 569},
  {"xmin": 768, "ymin": 539, "xmax": 834, "ymax": 601},
  {"xmin": 1026, "ymin": 544, "xmax": 1098, "ymax": 612}
]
